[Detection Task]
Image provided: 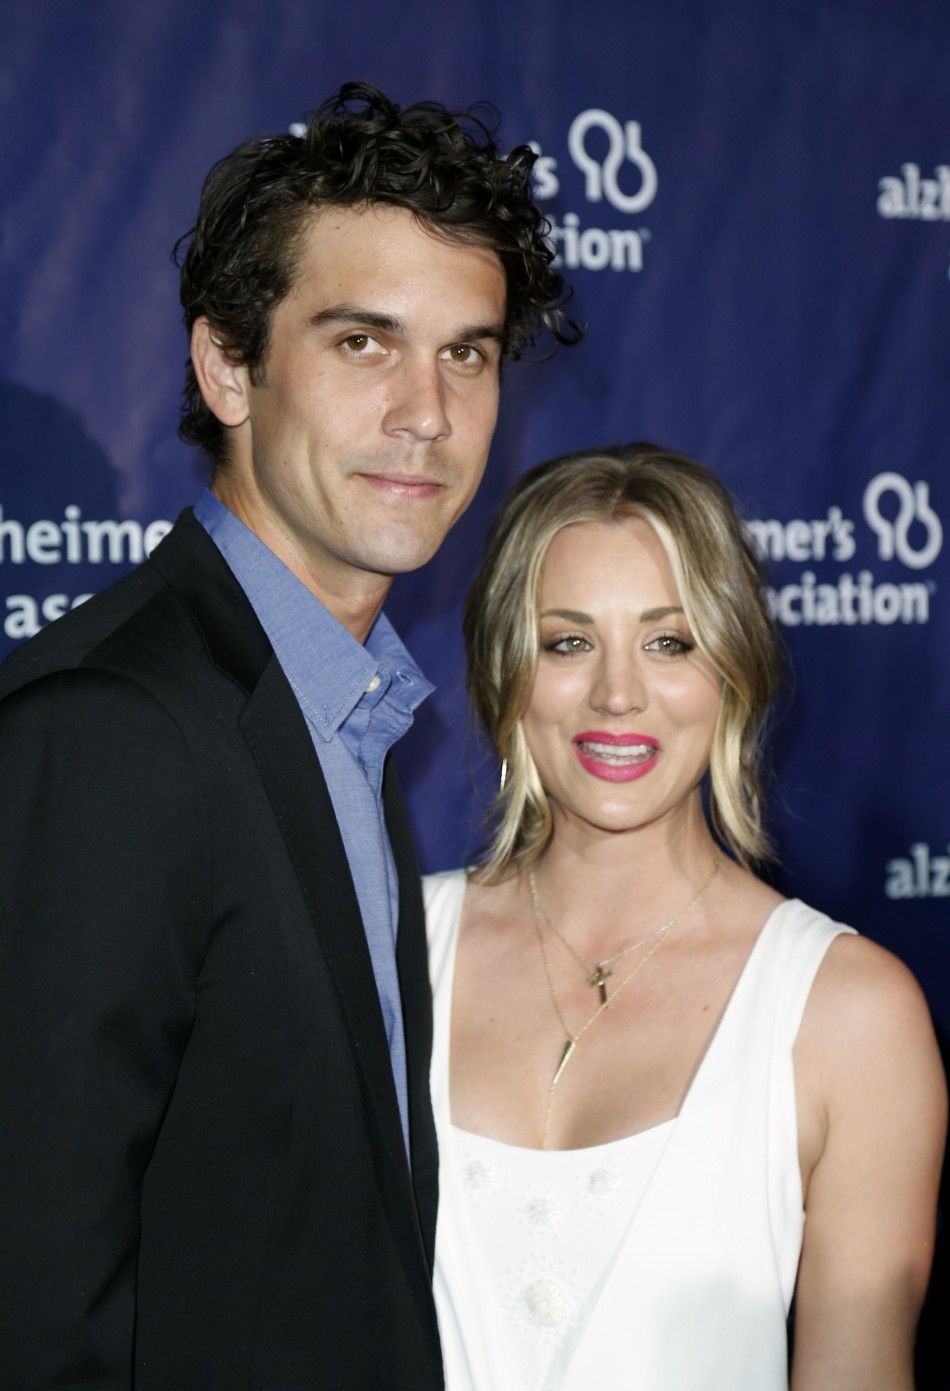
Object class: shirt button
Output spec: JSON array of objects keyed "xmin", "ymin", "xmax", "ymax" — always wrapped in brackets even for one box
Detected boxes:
[{"xmin": 365, "ymin": 674, "xmax": 381, "ymax": 693}]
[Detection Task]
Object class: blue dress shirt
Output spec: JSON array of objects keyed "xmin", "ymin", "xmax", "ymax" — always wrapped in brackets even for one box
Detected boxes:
[{"xmin": 194, "ymin": 490, "xmax": 432, "ymax": 1156}]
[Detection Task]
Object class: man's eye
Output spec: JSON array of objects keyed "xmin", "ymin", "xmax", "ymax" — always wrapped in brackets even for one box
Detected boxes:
[
  {"xmin": 443, "ymin": 343, "xmax": 483, "ymax": 366},
  {"xmin": 340, "ymin": 333, "xmax": 382, "ymax": 356}
]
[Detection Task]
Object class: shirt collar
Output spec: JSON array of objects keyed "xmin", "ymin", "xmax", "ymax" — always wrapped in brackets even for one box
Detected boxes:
[{"xmin": 193, "ymin": 489, "xmax": 433, "ymax": 738}]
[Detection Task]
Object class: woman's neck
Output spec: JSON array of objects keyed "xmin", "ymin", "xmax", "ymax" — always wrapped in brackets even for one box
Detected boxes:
[{"xmin": 526, "ymin": 797, "xmax": 723, "ymax": 948}]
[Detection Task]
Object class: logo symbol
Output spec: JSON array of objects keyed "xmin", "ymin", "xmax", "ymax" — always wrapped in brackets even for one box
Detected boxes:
[
  {"xmin": 863, "ymin": 472, "xmax": 942, "ymax": 570},
  {"xmin": 567, "ymin": 110, "xmax": 657, "ymax": 214}
]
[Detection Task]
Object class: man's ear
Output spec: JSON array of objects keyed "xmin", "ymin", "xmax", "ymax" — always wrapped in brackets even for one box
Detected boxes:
[{"xmin": 190, "ymin": 318, "xmax": 251, "ymax": 427}]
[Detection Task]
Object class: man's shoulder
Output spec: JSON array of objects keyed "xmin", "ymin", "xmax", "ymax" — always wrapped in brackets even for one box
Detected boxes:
[
  {"xmin": 0, "ymin": 509, "xmax": 268, "ymax": 708},
  {"xmin": 2, "ymin": 513, "xmax": 217, "ymax": 698},
  {"xmin": 0, "ymin": 561, "xmax": 169, "ymax": 698}
]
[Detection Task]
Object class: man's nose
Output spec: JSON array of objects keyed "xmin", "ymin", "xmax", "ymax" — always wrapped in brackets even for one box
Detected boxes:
[{"xmin": 381, "ymin": 358, "xmax": 452, "ymax": 443}]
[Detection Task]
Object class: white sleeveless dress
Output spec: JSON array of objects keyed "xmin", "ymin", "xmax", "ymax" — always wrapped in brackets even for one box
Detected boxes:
[{"xmin": 423, "ymin": 869, "xmax": 856, "ymax": 1391}]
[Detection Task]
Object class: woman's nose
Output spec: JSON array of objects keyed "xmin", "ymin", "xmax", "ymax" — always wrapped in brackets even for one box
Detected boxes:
[{"xmin": 588, "ymin": 651, "xmax": 647, "ymax": 715}]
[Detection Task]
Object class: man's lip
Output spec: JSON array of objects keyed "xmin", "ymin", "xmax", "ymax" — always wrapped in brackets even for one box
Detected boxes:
[
  {"xmin": 356, "ymin": 472, "xmax": 445, "ymax": 497},
  {"xmin": 573, "ymin": 731, "xmax": 659, "ymax": 748}
]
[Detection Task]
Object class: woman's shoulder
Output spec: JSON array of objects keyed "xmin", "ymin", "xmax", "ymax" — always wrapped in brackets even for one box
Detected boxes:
[
  {"xmin": 420, "ymin": 870, "xmax": 469, "ymax": 997},
  {"xmin": 714, "ymin": 854, "xmax": 851, "ymax": 958},
  {"xmin": 794, "ymin": 911, "xmax": 946, "ymax": 1332},
  {"xmin": 421, "ymin": 867, "xmax": 525, "ymax": 951},
  {"xmin": 771, "ymin": 896, "xmax": 857, "ymax": 958},
  {"xmin": 421, "ymin": 867, "xmax": 469, "ymax": 948},
  {"xmin": 795, "ymin": 908, "xmax": 945, "ymax": 1129},
  {"xmin": 771, "ymin": 894, "xmax": 936, "ymax": 1055},
  {"xmin": 802, "ymin": 918, "xmax": 935, "ymax": 1044},
  {"xmin": 421, "ymin": 866, "xmax": 468, "ymax": 905},
  {"xmin": 719, "ymin": 872, "xmax": 921, "ymax": 1043}
]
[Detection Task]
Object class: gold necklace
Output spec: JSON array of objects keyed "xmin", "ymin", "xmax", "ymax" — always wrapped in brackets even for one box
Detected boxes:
[
  {"xmin": 527, "ymin": 875, "xmax": 672, "ymax": 1004},
  {"xmin": 528, "ymin": 854, "xmax": 722, "ymax": 1149}
]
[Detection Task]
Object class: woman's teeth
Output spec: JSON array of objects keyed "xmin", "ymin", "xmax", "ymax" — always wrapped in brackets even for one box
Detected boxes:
[{"xmin": 578, "ymin": 741, "xmax": 655, "ymax": 763}]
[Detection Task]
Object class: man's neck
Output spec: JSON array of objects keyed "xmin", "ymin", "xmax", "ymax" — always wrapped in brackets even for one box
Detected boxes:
[{"xmin": 210, "ymin": 478, "xmax": 390, "ymax": 643}]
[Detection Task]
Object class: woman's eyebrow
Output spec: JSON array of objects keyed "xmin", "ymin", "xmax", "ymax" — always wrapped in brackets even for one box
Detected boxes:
[
  {"xmin": 540, "ymin": 608, "xmax": 594, "ymax": 623},
  {"xmin": 540, "ymin": 605, "xmax": 685, "ymax": 623},
  {"xmin": 639, "ymin": 605, "xmax": 685, "ymax": 622}
]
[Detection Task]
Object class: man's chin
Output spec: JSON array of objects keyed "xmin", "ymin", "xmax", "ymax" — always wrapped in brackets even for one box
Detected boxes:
[{"xmin": 364, "ymin": 539, "xmax": 445, "ymax": 578}]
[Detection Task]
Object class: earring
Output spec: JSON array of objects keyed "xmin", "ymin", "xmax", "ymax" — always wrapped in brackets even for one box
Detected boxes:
[{"xmin": 499, "ymin": 758, "xmax": 509, "ymax": 793}]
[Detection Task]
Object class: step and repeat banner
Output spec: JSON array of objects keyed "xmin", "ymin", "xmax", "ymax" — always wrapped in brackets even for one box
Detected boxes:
[{"xmin": 3, "ymin": 0, "xmax": 948, "ymax": 1376}]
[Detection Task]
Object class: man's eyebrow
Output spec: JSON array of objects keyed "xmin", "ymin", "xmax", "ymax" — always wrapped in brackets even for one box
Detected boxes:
[
  {"xmin": 308, "ymin": 305, "xmax": 506, "ymax": 346},
  {"xmin": 454, "ymin": 323, "xmax": 506, "ymax": 346},
  {"xmin": 309, "ymin": 306, "xmax": 405, "ymax": 333}
]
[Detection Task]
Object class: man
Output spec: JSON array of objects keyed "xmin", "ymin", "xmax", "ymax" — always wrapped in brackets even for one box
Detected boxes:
[{"xmin": 0, "ymin": 83, "xmax": 574, "ymax": 1388}]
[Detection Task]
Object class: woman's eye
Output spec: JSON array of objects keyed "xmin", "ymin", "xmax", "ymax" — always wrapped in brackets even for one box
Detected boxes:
[
  {"xmin": 646, "ymin": 633, "xmax": 694, "ymax": 656},
  {"xmin": 544, "ymin": 634, "xmax": 591, "ymax": 655}
]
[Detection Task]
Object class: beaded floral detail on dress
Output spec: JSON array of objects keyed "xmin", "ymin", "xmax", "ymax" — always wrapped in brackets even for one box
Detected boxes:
[{"xmin": 452, "ymin": 1123, "xmax": 674, "ymax": 1389}]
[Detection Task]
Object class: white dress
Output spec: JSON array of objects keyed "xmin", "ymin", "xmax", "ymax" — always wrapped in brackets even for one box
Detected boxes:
[{"xmin": 423, "ymin": 869, "xmax": 855, "ymax": 1391}]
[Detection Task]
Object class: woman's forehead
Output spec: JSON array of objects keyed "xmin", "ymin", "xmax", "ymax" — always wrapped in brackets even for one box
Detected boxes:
[{"xmin": 539, "ymin": 516, "xmax": 680, "ymax": 606}]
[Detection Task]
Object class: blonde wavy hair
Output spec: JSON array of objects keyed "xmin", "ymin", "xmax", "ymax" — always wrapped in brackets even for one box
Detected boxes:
[{"xmin": 462, "ymin": 443, "xmax": 781, "ymax": 880}]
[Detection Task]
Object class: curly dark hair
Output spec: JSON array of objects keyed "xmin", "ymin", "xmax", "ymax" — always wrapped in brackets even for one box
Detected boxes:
[{"xmin": 175, "ymin": 81, "xmax": 579, "ymax": 463}]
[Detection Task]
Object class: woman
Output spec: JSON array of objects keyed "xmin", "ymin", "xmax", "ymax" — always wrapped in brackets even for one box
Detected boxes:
[{"xmin": 424, "ymin": 443, "xmax": 946, "ymax": 1391}]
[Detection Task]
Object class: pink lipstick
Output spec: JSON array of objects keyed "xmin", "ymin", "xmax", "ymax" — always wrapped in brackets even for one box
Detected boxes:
[{"xmin": 572, "ymin": 730, "xmax": 659, "ymax": 783}]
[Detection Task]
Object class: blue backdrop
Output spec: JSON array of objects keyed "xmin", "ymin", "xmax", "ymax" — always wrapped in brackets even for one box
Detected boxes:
[{"xmin": 3, "ymin": 1, "xmax": 948, "ymax": 1378}]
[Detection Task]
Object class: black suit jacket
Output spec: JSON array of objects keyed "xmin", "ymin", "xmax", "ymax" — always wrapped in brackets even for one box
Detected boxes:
[{"xmin": 0, "ymin": 512, "xmax": 443, "ymax": 1389}]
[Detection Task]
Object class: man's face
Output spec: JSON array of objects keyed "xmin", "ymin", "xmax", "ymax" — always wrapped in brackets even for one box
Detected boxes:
[{"xmin": 216, "ymin": 204, "xmax": 507, "ymax": 619}]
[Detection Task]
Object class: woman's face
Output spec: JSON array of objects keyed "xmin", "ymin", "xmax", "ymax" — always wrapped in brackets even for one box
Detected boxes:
[{"xmin": 522, "ymin": 515, "xmax": 722, "ymax": 841}]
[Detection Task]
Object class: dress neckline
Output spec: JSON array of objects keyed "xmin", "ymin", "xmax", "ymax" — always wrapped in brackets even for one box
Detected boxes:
[
  {"xmin": 435, "ymin": 871, "xmax": 793, "ymax": 1155},
  {"xmin": 450, "ymin": 1115, "xmax": 676, "ymax": 1160}
]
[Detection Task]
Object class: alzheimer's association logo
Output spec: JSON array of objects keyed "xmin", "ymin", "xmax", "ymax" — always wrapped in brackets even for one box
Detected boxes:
[
  {"xmin": 567, "ymin": 110, "xmax": 657, "ymax": 214},
  {"xmin": 749, "ymin": 470, "xmax": 942, "ymax": 628},
  {"xmin": 529, "ymin": 108, "xmax": 657, "ymax": 274},
  {"xmin": 863, "ymin": 473, "xmax": 942, "ymax": 570}
]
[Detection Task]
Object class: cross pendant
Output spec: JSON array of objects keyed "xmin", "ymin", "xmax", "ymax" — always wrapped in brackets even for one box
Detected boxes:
[{"xmin": 588, "ymin": 963, "xmax": 612, "ymax": 1005}]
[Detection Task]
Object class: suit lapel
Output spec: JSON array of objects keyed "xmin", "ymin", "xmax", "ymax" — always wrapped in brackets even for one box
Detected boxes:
[
  {"xmin": 239, "ymin": 660, "xmax": 414, "ymax": 1176},
  {"xmin": 386, "ymin": 767, "xmax": 439, "ymax": 1269},
  {"xmin": 148, "ymin": 510, "xmax": 273, "ymax": 692},
  {"xmin": 148, "ymin": 514, "xmax": 434, "ymax": 1283}
]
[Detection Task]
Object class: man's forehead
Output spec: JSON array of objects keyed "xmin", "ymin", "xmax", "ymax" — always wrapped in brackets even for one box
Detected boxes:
[
  {"xmin": 294, "ymin": 204, "xmax": 504, "ymax": 281},
  {"xmin": 286, "ymin": 203, "xmax": 507, "ymax": 323}
]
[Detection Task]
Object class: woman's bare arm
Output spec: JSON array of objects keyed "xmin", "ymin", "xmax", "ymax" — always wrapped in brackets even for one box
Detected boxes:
[{"xmin": 791, "ymin": 935, "xmax": 947, "ymax": 1391}]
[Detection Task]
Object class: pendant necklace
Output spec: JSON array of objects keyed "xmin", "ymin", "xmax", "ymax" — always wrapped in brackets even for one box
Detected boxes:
[
  {"xmin": 528, "ymin": 872, "xmax": 677, "ymax": 1005},
  {"xmin": 527, "ymin": 853, "xmax": 722, "ymax": 1148}
]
